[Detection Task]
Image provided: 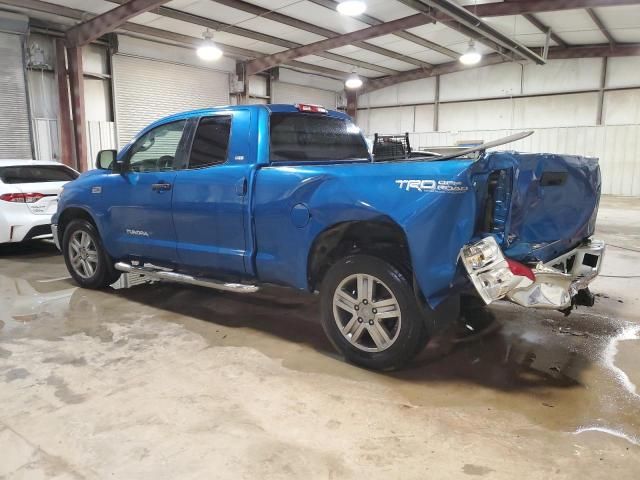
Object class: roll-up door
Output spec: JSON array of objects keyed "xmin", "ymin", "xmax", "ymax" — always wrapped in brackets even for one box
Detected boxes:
[
  {"xmin": 0, "ymin": 32, "xmax": 32, "ymax": 159},
  {"xmin": 271, "ymin": 81, "xmax": 338, "ymax": 109},
  {"xmin": 112, "ymin": 55, "xmax": 230, "ymax": 146}
]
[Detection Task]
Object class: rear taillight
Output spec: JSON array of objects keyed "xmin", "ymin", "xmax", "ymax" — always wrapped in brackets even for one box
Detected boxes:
[
  {"xmin": 0, "ymin": 193, "xmax": 45, "ymax": 203},
  {"xmin": 506, "ymin": 259, "xmax": 536, "ymax": 281}
]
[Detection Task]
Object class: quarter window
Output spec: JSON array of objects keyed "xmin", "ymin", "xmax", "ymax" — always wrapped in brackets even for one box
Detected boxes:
[
  {"xmin": 188, "ymin": 116, "xmax": 232, "ymax": 169},
  {"xmin": 127, "ymin": 120, "xmax": 186, "ymax": 172}
]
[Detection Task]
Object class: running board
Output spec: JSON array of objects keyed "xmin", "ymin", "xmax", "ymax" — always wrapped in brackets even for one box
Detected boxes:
[{"xmin": 114, "ymin": 262, "xmax": 259, "ymax": 293}]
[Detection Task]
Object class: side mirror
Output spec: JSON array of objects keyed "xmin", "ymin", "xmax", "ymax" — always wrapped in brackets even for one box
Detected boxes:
[{"xmin": 96, "ymin": 149, "xmax": 120, "ymax": 171}]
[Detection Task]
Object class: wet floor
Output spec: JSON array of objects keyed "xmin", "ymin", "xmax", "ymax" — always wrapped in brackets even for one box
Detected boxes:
[{"xmin": 0, "ymin": 196, "xmax": 639, "ymax": 479}]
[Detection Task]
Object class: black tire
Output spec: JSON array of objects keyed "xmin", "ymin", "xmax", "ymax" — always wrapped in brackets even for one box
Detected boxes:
[
  {"xmin": 320, "ymin": 254, "xmax": 430, "ymax": 371},
  {"xmin": 62, "ymin": 219, "xmax": 120, "ymax": 289}
]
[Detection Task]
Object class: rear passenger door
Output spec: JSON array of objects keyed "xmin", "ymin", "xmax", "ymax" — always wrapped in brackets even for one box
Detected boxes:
[{"xmin": 172, "ymin": 109, "xmax": 252, "ymax": 276}]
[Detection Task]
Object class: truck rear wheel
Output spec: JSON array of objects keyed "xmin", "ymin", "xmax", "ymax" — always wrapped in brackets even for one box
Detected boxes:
[
  {"xmin": 320, "ymin": 254, "xmax": 430, "ymax": 371},
  {"xmin": 62, "ymin": 219, "xmax": 120, "ymax": 289}
]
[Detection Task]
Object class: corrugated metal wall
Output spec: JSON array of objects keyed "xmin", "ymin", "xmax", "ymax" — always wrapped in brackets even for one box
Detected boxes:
[
  {"xmin": 0, "ymin": 32, "xmax": 32, "ymax": 159},
  {"xmin": 112, "ymin": 54, "xmax": 230, "ymax": 146},
  {"xmin": 272, "ymin": 81, "xmax": 338, "ymax": 109}
]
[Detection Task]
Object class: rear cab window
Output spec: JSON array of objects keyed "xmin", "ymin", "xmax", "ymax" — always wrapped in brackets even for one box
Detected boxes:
[
  {"xmin": 0, "ymin": 165, "xmax": 78, "ymax": 184},
  {"xmin": 269, "ymin": 113, "xmax": 369, "ymax": 163},
  {"xmin": 188, "ymin": 116, "xmax": 232, "ymax": 169}
]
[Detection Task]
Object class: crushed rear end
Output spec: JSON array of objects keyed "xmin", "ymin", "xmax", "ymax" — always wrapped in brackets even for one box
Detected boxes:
[{"xmin": 460, "ymin": 151, "xmax": 605, "ymax": 312}]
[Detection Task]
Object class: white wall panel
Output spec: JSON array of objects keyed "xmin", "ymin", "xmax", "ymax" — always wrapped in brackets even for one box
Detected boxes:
[
  {"xmin": 606, "ymin": 57, "xmax": 640, "ymax": 88},
  {"xmin": 439, "ymin": 99, "xmax": 514, "ymax": 131},
  {"xmin": 360, "ymin": 77, "xmax": 436, "ymax": 107},
  {"xmin": 603, "ymin": 89, "xmax": 640, "ymax": 125},
  {"xmin": 439, "ymin": 63, "xmax": 521, "ymax": 101},
  {"xmin": 360, "ymin": 106, "xmax": 415, "ymax": 135},
  {"xmin": 512, "ymin": 92, "xmax": 598, "ymax": 128},
  {"xmin": 414, "ymin": 105, "xmax": 435, "ymax": 132},
  {"xmin": 271, "ymin": 81, "xmax": 337, "ymax": 108},
  {"xmin": 277, "ymin": 68, "xmax": 344, "ymax": 92},
  {"xmin": 522, "ymin": 58, "xmax": 602, "ymax": 94}
]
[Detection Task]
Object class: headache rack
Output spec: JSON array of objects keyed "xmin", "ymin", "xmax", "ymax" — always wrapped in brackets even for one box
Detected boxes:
[{"xmin": 372, "ymin": 132, "xmax": 412, "ymax": 162}]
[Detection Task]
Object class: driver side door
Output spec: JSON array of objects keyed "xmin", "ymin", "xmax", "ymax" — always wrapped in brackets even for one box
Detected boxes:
[{"xmin": 101, "ymin": 120, "xmax": 188, "ymax": 264}]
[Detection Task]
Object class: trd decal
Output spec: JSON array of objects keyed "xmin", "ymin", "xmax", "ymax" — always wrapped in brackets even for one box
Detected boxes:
[{"xmin": 395, "ymin": 179, "xmax": 469, "ymax": 193}]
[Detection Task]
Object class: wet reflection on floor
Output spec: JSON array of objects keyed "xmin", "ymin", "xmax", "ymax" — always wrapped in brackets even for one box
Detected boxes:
[{"xmin": 1, "ymin": 239, "xmax": 639, "ymax": 453}]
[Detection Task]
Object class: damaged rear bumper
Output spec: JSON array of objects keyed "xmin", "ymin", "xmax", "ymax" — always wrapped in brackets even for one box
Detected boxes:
[{"xmin": 460, "ymin": 237, "xmax": 605, "ymax": 310}]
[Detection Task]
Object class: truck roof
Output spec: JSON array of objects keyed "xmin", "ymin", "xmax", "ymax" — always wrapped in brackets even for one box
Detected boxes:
[{"xmin": 145, "ymin": 103, "xmax": 350, "ymax": 133}]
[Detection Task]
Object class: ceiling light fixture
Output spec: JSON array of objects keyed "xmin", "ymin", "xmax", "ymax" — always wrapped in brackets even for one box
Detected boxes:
[
  {"xmin": 336, "ymin": 0, "xmax": 367, "ymax": 16},
  {"xmin": 197, "ymin": 29, "xmax": 223, "ymax": 61},
  {"xmin": 345, "ymin": 71, "xmax": 363, "ymax": 89},
  {"xmin": 459, "ymin": 39, "xmax": 482, "ymax": 65}
]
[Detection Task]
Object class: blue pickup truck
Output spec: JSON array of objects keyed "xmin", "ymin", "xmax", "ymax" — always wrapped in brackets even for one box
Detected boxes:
[{"xmin": 52, "ymin": 103, "xmax": 605, "ymax": 370}]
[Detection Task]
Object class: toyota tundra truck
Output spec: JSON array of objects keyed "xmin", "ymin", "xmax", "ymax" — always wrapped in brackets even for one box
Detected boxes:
[{"xmin": 52, "ymin": 103, "xmax": 605, "ymax": 370}]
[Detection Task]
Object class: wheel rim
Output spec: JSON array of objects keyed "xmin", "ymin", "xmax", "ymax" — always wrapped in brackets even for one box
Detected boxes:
[
  {"xmin": 68, "ymin": 230, "xmax": 99, "ymax": 279},
  {"xmin": 332, "ymin": 273, "xmax": 402, "ymax": 353}
]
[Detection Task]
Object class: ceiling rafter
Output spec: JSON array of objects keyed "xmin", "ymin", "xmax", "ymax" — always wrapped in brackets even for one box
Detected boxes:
[
  {"xmin": 522, "ymin": 13, "xmax": 568, "ymax": 48},
  {"xmin": 245, "ymin": 13, "xmax": 436, "ymax": 75},
  {"xmin": 106, "ymin": 0, "xmax": 400, "ymax": 75},
  {"xmin": 363, "ymin": 43, "xmax": 640, "ymax": 93},
  {"xmin": 462, "ymin": 0, "xmax": 640, "ymax": 18},
  {"xmin": 399, "ymin": 0, "xmax": 546, "ymax": 64},
  {"xmin": 65, "ymin": 0, "xmax": 170, "ymax": 46},
  {"xmin": 306, "ymin": 0, "xmax": 459, "ymax": 58},
  {"xmin": 208, "ymin": 0, "xmax": 432, "ymax": 70},
  {"xmin": 586, "ymin": 8, "xmax": 617, "ymax": 46}
]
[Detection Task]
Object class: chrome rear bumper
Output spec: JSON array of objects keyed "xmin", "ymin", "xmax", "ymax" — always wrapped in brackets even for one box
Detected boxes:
[{"xmin": 460, "ymin": 237, "xmax": 605, "ymax": 310}]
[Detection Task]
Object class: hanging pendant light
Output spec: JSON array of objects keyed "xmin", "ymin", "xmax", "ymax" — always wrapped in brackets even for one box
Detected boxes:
[
  {"xmin": 336, "ymin": 1, "xmax": 367, "ymax": 16},
  {"xmin": 459, "ymin": 39, "xmax": 482, "ymax": 65},
  {"xmin": 197, "ymin": 29, "xmax": 223, "ymax": 61},
  {"xmin": 345, "ymin": 71, "xmax": 363, "ymax": 89}
]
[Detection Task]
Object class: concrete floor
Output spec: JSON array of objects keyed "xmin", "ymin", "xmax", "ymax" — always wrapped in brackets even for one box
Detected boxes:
[{"xmin": 1, "ymin": 196, "xmax": 639, "ymax": 479}]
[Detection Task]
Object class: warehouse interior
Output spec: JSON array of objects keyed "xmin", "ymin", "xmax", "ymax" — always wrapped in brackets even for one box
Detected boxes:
[{"xmin": 0, "ymin": 0, "xmax": 639, "ymax": 478}]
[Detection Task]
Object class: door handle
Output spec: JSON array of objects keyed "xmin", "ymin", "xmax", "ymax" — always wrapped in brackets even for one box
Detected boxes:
[
  {"xmin": 152, "ymin": 182, "xmax": 172, "ymax": 192},
  {"xmin": 235, "ymin": 177, "xmax": 248, "ymax": 196}
]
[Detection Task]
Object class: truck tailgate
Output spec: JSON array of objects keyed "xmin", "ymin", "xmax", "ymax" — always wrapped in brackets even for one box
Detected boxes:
[{"xmin": 473, "ymin": 151, "xmax": 601, "ymax": 263}]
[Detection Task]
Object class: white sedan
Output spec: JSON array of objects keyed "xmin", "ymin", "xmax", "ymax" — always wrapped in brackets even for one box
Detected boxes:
[{"xmin": 0, "ymin": 160, "xmax": 79, "ymax": 244}]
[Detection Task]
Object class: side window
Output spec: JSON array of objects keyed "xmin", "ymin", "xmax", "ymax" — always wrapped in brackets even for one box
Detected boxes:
[
  {"xmin": 128, "ymin": 120, "xmax": 187, "ymax": 172},
  {"xmin": 188, "ymin": 116, "xmax": 232, "ymax": 169}
]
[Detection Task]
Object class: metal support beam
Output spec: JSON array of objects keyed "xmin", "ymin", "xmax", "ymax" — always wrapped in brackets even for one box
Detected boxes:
[
  {"xmin": 596, "ymin": 57, "xmax": 608, "ymax": 125},
  {"xmin": 307, "ymin": 0, "xmax": 459, "ymax": 59},
  {"xmin": 54, "ymin": 39, "xmax": 74, "ymax": 169},
  {"xmin": 586, "ymin": 8, "xmax": 617, "ymax": 46},
  {"xmin": 346, "ymin": 89, "xmax": 357, "ymax": 119},
  {"xmin": 522, "ymin": 13, "xmax": 567, "ymax": 48},
  {"xmin": 465, "ymin": 0, "xmax": 640, "ymax": 18},
  {"xmin": 67, "ymin": 46, "xmax": 87, "ymax": 171},
  {"xmin": 433, "ymin": 75, "xmax": 440, "ymax": 131},
  {"xmin": 246, "ymin": 13, "xmax": 434, "ymax": 75},
  {"xmin": 363, "ymin": 44, "xmax": 640, "ymax": 93},
  {"xmin": 400, "ymin": 0, "xmax": 546, "ymax": 64},
  {"xmin": 66, "ymin": 0, "xmax": 171, "ymax": 47}
]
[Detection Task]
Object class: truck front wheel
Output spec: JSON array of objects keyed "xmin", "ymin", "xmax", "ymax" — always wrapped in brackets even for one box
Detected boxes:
[
  {"xmin": 320, "ymin": 254, "xmax": 429, "ymax": 371},
  {"xmin": 62, "ymin": 219, "xmax": 120, "ymax": 289}
]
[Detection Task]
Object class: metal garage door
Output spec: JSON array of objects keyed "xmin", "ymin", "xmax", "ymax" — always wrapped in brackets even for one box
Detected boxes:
[
  {"xmin": 272, "ymin": 81, "xmax": 338, "ymax": 109},
  {"xmin": 112, "ymin": 55, "xmax": 230, "ymax": 146},
  {"xmin": 0, "ymin": 32, "xmax": 32, "ymax": 159}
]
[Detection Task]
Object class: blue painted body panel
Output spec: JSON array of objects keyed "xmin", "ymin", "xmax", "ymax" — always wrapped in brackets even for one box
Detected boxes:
[{"xmin": 54, "ymin": 104, "xmax": 601, "ymax": 308}]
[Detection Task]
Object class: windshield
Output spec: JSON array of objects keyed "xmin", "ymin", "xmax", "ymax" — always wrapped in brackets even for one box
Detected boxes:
[
  {"xmin": 270, "ymin": 113, "xmax": 369, "ymax": 162},
  {"xmin": 0, "ymin": 165, "xmax": 78, "ymax": 184}
]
